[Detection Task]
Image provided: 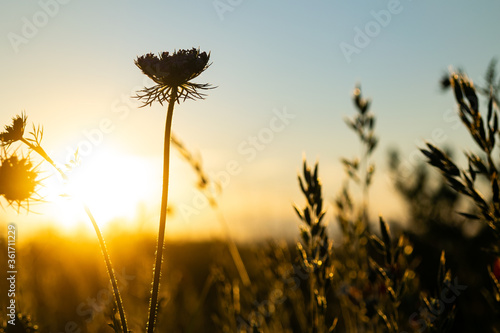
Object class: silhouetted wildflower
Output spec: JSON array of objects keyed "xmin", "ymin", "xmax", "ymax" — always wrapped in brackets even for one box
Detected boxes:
[
  {"xmin": 135, "ymin": 47, "xmax": 214, "ymax": 333},
  {"xmin": 135, "ymin": 48, "xmax": 212, "ymax": 106},
  {"xmin": 0, "ymin": 153, "xmax": 40, "ymax": 209},
  {"xmin": 0, "ymin": 113, "xmax": 26, "ymax": 146}
]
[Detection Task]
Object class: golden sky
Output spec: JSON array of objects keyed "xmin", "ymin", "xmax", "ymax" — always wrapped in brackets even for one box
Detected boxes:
[{"xmin": 1, "ymin": 0, "xmax": 499, "ymax": 240}]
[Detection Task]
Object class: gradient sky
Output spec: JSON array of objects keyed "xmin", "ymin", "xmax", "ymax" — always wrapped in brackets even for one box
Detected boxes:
[{"xmin": 1, "ymin": 1, "xmax": 499, "ymax": 240}]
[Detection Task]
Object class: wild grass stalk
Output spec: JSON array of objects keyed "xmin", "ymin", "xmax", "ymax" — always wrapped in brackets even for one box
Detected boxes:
[
  {"xmin": 306, "ymin": 85, "xmax": 435, "ymax": 332},
  {"xmin": 342, "ymin": 84, "xmax": 377, "ymax": 226},
  {"xmin": 293, "ymin": 160, "xmax": 337, "ymax": 333},
  {"xmin": 423, "ymin": 63, "xmax": 500, "ymax": 311},
  {"xmin": 334, "ymin": 86, "xmax": 378, "ymax": 332},
  {"xmin": 171, "ymin": 134, "xmax": 251, "ymax": 287}
]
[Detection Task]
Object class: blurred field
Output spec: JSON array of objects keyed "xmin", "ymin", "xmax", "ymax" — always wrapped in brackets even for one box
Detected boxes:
[
  {"xmin": 0, "ymin": 229, "xmax": 250, "ymax": 332},
  {"xmin": 0, "ymin": 222, "xmax": 498, "ymax": 332}
]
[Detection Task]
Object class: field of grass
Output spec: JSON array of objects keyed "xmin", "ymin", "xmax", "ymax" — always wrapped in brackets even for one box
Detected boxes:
[
  {"xmin": 0, "ymin": 232, "xmax": 250, "ymax": 332},
  {"xmin": 0, "ymin": 226, "xmax": 498, "ymax": 332}
]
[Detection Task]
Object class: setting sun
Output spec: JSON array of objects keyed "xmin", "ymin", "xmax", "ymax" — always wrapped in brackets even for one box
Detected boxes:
[{"xmin": 41, "ymin": 149, "xmax": 158, "ymax": 231}]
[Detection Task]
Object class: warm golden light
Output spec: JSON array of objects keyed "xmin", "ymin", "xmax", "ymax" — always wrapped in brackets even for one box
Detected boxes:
[{"xmin": 42, "ymin": 149, "xmax": 157, "ymax": 231}]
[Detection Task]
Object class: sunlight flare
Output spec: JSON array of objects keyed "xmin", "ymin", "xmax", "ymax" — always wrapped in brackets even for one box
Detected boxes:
[{"xmin": 42, "ymin": 149, "xmax": 156, "ymax": 231}]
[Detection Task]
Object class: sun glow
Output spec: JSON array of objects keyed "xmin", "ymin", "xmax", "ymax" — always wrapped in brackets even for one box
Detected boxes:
[{"xmin": 42, "ymin": 149, "xmax": 158, "ymax": 231}]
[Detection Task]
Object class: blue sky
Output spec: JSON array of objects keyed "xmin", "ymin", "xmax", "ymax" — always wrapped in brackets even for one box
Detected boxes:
[{"xmin": 1, "ymin": 1, "xmax": 499, "ymax": 240}]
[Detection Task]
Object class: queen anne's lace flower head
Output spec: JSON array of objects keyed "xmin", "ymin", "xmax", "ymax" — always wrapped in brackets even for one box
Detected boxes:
[{"xmin": 135, "ymin": 48, "xmax": 213, "ymax": 106}]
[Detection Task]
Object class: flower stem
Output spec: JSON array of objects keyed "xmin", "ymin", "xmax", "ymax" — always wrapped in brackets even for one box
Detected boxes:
[
  {"xmin": 146, "ymin": 89, "xmax": 177, "ymax": 333},
  {"xmin": 83, "ymin": 204, "xmax": 129, "ymax": 333},
  {"xmin": 21, "ymin": 138, "xmax": 129, "ymax": 333},
  {"xmin": 21, "ymin": 138, "xmax": 67, "ymax": 181}
]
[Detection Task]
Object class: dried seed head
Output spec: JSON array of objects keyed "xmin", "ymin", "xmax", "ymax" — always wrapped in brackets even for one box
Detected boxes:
[
  {"xmin": 353, "ymin": 85, "xmax": 370, "ymax": 114},
  {"xmin": 136, "ymin": 49, "xmax": 210, "ymax": 87},
  {"xmin": 135, "ymin": 48, "xmax": 213, "ymax": 106},
  {"xmin": 0, "ymin": 113, "xmax": 26, "ymax": 146},
  {"xmin": 0, "ymin": 153, "xmax": 40, "ymax": 210}
]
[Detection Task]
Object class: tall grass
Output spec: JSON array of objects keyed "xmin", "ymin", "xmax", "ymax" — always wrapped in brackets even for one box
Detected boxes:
[
  {"xmin": 171, "ymin": 134, "xmax": 251, "ymax": 287},
  {"xmin": 422, "ymin": 62, "xmax": 500, "ymax": 317}
]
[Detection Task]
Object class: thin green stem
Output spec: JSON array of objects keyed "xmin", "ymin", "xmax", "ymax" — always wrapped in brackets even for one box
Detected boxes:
[
  {"xmin": 170, "ymin": 136, "xmax": 250, "ymax": 287},
  {"xmin": 310, "ymin": 274, "xmax": 316, "ymax": 333},
  {"xmin": 146, "ymin": 89, "xmax": 177, "ymax": 333},
  {"xmin": 83, "ymin": 204, "xmax": 129, "ymax": 333},
  {"xmin": 21, "ymin": 138, "xmax": 129, "ymax": 333},
  {"xmin": 21, "ymin": 138, "xmax": 67, "ymax": 181},
  {"xmin": 360, "ymin": 135, "xmax": 370, "ymax": 228},
  {"xmin": 186, "ymin": 271, "xmax": 215, "ymax": 333}
]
